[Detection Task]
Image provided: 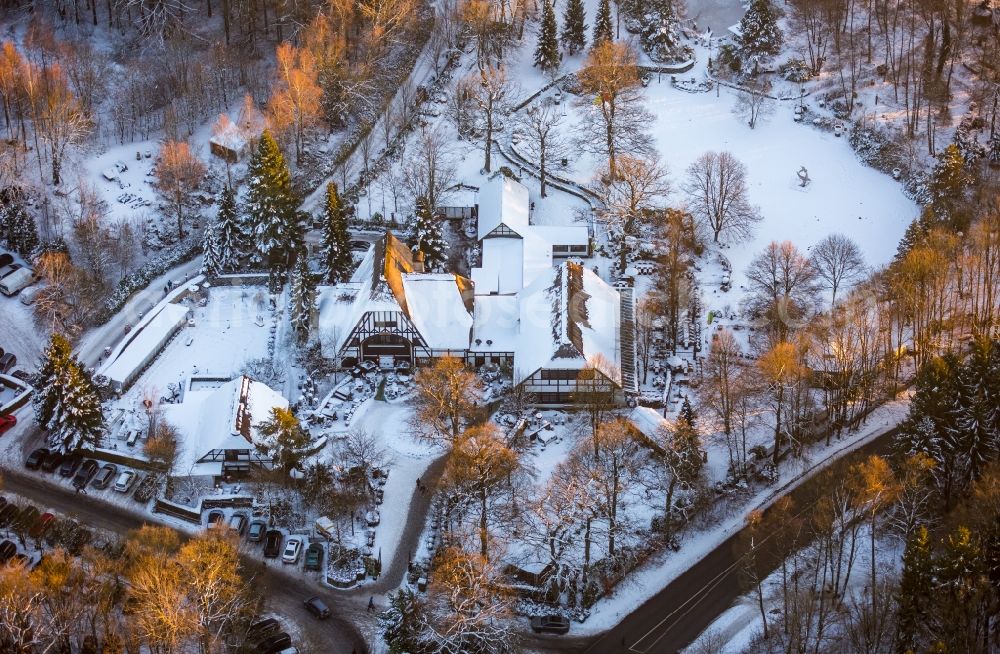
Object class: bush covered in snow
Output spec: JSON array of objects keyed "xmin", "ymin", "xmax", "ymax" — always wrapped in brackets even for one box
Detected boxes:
[
  {"xmin": 848, "ymin": 122, "xmax": 906, "ymax": 177},
  {"xmin": 638, "ymin": 11, "xmax": 694, "ymax": 64}
]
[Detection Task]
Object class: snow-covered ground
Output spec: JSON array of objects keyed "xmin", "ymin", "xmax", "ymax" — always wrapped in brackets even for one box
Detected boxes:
[{"xmin": 575, "ymin": 397, "xmax": 910, "ymax": 634}]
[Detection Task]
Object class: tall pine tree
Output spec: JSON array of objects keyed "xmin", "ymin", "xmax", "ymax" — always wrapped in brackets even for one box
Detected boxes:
[
  {"xmin": 201, "ymin": 222, "xmax": 223, "ymax": 277},
  {"xmin": 561, "ymin": 0, "xmax": 587, "ymax": 55},
  {"xmin": 411, "ymin": 197, "xmax": 448, "ymax": 271},
  {"xmin": 895, "ymin": 525, "xmax": 933, "ymax": 653},
  {"xmin": 737, "ymin": 0, "xmax": 783, "ymax": 66},
  {"xmin": 535, "ymin": 0, "xmax": 560, "ymax": 74},
  {"xmin": 245, "ymin": 130, "xmax": 300, "ymax": 276},
  {"xmin": 593, "ymin": 0, "xmax": 614, "ymax": 48},
  {"xmin": 33, "ymin": 333, "xmax": 103, "ymax": 454},
  {"xmin": 289, "ymin": 255, "xmax": 317, "ymax": 343},
  {"xmin": 321, "ymin": 183, "xmax": 353, "ymax": 283},
  {"xmin": 215, "ymin": 185, "xmax": 244, "ymax": 272}
]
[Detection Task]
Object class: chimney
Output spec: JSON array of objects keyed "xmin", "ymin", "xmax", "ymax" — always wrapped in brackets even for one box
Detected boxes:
[{"xmin": 413, "ymin": 249, "xmax": 425, "ymax": 273}]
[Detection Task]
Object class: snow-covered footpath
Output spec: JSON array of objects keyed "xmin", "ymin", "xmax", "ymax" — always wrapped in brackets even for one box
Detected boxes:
[{"xmin": 576, "ymin": 398, "xmax": 910, "ymax": 634}]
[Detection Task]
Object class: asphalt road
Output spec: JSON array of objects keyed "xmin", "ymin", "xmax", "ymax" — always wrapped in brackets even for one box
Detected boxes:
[{"xmin": 0, "ymin": 466, "xmax": 371, "ymax": 654}]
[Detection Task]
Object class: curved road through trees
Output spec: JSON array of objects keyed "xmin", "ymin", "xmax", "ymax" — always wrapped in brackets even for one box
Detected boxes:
[{"xmin": 529, "ymin": 425, "xmax": 901, "ymax": 654}]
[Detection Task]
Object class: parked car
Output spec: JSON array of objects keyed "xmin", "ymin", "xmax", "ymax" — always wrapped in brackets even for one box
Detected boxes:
[
  {"xmin": 0, "ymin": 504, "xmax": 18, "ymax": 528},
  {"xmin": 91, "ymin": 463, "xmax": 118, "ymax": 490},
  {"xmin": 28, "ymin": 513, "xmax": 55, "ymax": 540},
  {"xmin": 303, "ymin": 596, "xmax": 331, "ymax": 620},
  {"xmin": 0, "ymin": 253, "xmax": 12, "ymax": 269},
  {"xmin": 0, "ymin": 263, "xmax": 20, "ymax": 280},
  {"xmin": 114, "ymin": 470, "xmax": 137, "ymax": 493},
  {"xmin": 0, "ymin": 352, "xmax": 15, "ymax": 374},
  {"xmin": 206, "ymin": 510, "xmax": 225, "ymax": 527},
  {"xmin": 263, "ymin": 530, "xmax": 283, "ymax": 558},
  {"xmin": 0, "ymin": 540, "xmax": 16, "ymax": 563},
  {"xmin": 15, "ymin": 506, "xmax": 39, "ymax": 532},
  {"xmin": 73, "ymin": 459, "xmax": 100, "ymax": 489},
  {"xmin": 247, "ymin": 521, "xmax": 267, "ymax": 542},
  {"xmin": 25, "ymin": 448, "xmax": 48, "ymax": 470},
  {"xmin": 58, "ymin": 454, "xmax": 81, "ymax": 477},
  {"xmin": 247, "ymin": 618, "xmax": 281, "ymax": 640},
  {"xmin": 529, "ymin": 615, "xmax": 571, "ymax": 635},
  {"xmin": 304, "ymin": 543, "xmax": 324, "ymax": 571},
  {"xmin": 255, "ymin": 632, "xmax": 291, "ymax": 654},
  {"xmin": 0, "ymin": 414, "xmax": 15, "ymax": 436},
  {"xmin": 0, "ymin": 267, "xmax": 33, "ymax": 296},
  {"xmin": 39, "ymin": 451, "xmax": 63, "ymax": 473},
  {"xmin": 281, "ymin": 537, "xmax": 302, "ymax": 564},
  {"xmin": 228, "ymin": 513, "xmax": 248, "ymax": 535},
  {"xmin": 132, "ymin": 474, "xmax": 158, "ymax": 502}
]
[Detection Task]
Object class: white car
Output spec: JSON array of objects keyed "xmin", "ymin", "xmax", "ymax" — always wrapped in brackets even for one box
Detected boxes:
[
  {"xmin": 113, "ymin": 470, "xmax": 137, "ymax": 493},
  {"xmin": 281, "ymin": 536, "xmax": 302, "ymax": 564}
]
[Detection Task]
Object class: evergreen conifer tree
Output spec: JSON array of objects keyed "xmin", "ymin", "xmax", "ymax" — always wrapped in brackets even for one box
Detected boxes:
[
  {"xmin": 321, "ymin": 183, "xmax": 353, "ymax": 283},
  {"xmin": 535, "ymin": 0, "xmax": 561, "ymax": 74},
  {"xmin": 894, "ymin": 217, "xmax": 928, "ymax": 262},
  {"xmin": 679, "ymin": 396, "xmax": 697, "ymax": 427},
  {"xmin": 895, "ymin": 525, "xmax": 933, "ymax": 653},
  {"xmin": 289, "ymin": 255, "xmax": 317, "ymax": 343},
  {"xmin": 201, "ymin": 223, "xmax": 223, "ymax": 277},
  {"xmin": 33, "ymin": 333, "xmax": 104, "ymax": 454},
  {"xmin": 737, "ymin": 0, "xmax": 783, "ymax": 65},
  {"xmin": 561, "ymin": 0, "xmax": 587, "ymax": 55},
  {"xmin": 16, "ymin": 210, "xmax": 39, "ymax": 257},
  {"xmin": 928, "ymin": 144, "xmax": 973, "ymax": 228},
  {"xmin": 245, "ymin": 130, "xmax": 300, "ymax": 275},
  {"xmin": 215, "ymin": 185, "xmax": 244, "ymax": 272},
  {"xmin": 411, "ymin": 197, "xmax": 448, "ymax": 271},
  {"xmin": 593, "ymin": 0, "xmax": 614, "ymax": 47}
]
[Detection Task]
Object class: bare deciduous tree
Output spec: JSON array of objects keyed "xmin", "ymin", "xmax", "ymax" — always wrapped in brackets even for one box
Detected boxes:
[
  {"xmin": 575, "ymin": 41, "xmax": 653, "ymax": 179},
  {"xmin": 411, "ymin": 356, "xmax": 483, "ymax": 444},
  {"xmin": 733, "ymin": 79, "xmax": 774, "ymax": 129},
  {"xmin": 810, "ymin": 233, "xmax": 866, "ymax": 306},
  {"xmin": 683, "ymin": 151, "xmax": 761, "ymax": 244},
  {"xmin": 745, "ymin": 240, "xmax": 820, "ymax": 341},
  {"xmin": 597, "ymin": 153, "xmax": 671, "ymax": 270},
  {"xmin": 515, "ymin": 98, "xmax": 568, "ymax": 197},
  {"xmin": 153, "ymin": 140, "xmax": 206, "ymax": 241},
  {"xmin": 467, "ymin": 65, "xmax": 518, "ymax": 173},
  {"xmin": 401, "ymin": 123, "xmax": 458, "ymax": 211}
]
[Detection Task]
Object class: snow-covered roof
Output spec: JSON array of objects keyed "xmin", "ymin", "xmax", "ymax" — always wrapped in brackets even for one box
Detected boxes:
[
  {"xmin": 164, "ymin": 375, "xmax": 288, "ymax": 475},
  {"xmin": 317, "ymin": 232, "xmax": 473, "ymax": 355},
  {"xmin": 472, "ymin": 238, "xmax": 525, "ymax": 295},
  {"xmin": 514, "ymin": 262, "xmax": 621, "ymax": 385},
  {"xmin": 401, "ymin": 275, "xmax": 474, "ymax": 350},
  {"xmin": 101, "ymin": 303, "xmax": 190, "ymax": 390},
  {"xmin": 209, "ymin": 120, "xmax": 248, "ymax": 153},
  {"xmin": 531, "ymin": 224, "xmax": 590, "ymax": 247},
  {"xmin": 471, "ymin": 295, "xmax": 519, "ymax": 352},
  {"xmin": 477, "ymin": 175, "xmax": 530, "ymax": 240}
]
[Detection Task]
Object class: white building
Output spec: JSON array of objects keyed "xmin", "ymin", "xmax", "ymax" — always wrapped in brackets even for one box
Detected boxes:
[
  {"xmin": 163, "ymin": 375, "xmax": 288, "ymax": 478},
  {"xmin": 317, "ymin": 175, "xmax": 635, "ymax": 405}
]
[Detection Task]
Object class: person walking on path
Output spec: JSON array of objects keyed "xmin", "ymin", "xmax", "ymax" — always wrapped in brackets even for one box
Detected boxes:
[{"xmin": 368, "ymin": 596, "xmax": 375, "ymax": 612}]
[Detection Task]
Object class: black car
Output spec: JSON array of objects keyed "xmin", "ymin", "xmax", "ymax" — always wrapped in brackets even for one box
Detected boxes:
[
  {"xmin": 206, "ymin": 510, "xmax": 225, "ymax": 527},
  {"xmin": 25, "ymin": 448, "xmax": 48, "ymax": 470},
  {"xmin": 0, "ymin": 540, "xmax": 16, "ymax": 563},
  {"xmin": 0, "ymin": 352, "xmax": 16, "ymax": 373},
  {"xmin": 40, "ymin": 451, "xmax": 63, "ymax": 473},
  {"xmin": 0, "ymin": 503, "xmax": 18, "ymax": 527},
  {"xmin": 15, "ymin": 506, "xmax": 39, "ymax": 532},
  {"xmin": 262, "ymin": 530, "xmax": 283, "ymax": 558},
  {"xmin": 59, "ymin": 454, "xmax": 81, "ymax": 477},
  {"xmin": 303, "ymin": 596, "xmax": 330, "ymax": 620},
  {"xmin": 73, "ymin": 459, "xmax": 100, "ymax": 489},
  {"xmin": 530, "ymin": 615, "xmax": 571, "ymax": 635},
  {"xmin": 255, "ymin": 632, "xmax": 291, "ymax": 654},
  {"xmin": 247, "ymin": 617, "xmax": 281, "ymax": 640}
]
